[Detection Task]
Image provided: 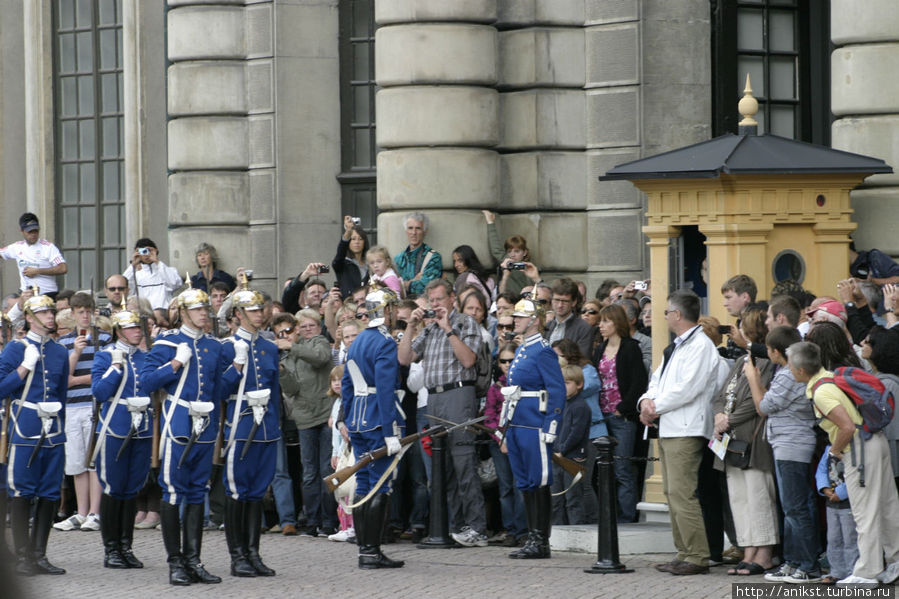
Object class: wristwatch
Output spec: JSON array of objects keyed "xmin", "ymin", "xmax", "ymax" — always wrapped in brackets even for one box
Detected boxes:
[
  {"xmin": 845, "ymin": 302, "xmax": 856, "ymax": 309},
  {"xmin": 445, "ymin": 330, "xmax": 457, "ymax": 339}
]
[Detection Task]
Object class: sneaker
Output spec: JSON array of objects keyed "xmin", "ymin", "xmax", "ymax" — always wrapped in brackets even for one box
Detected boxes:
[
  {"xmin": 764, "ymin": 563, "xmax": 795, "ymax": 582},
  {"xmin": 328, "ymin": 528, "xmax": 354, "ymax": 542},
  {"xmin": 451, "ymin": 526, "xmax": 488, "ymax": 547},
  {"xmin": 836, "ymin": 575, "xmax": 879, "ymax": 587},
  {"xmin": 784, "ymin": 569, "xmax": 822, "ymax": 584},
  {"xmin": 53, "ymin": 513, "xmax": 86, "ymax": 531},
  {"xmin": 300, "ymin": 526, "xmax": 318, "ymax": 538},
  {"xmin": 80, "ymin": 513, "xmax": 101, "ymax": 531},
  {"xmin": 318, "ymin": 526, "xmax": 337, "ymax": 537},
  {"xmin": 877, "ymin": 561, "xmax": 899, "ymax": 584},
  {"xmin": 202, "ymin": 519, "xmax": 218, "ymax": 531}
]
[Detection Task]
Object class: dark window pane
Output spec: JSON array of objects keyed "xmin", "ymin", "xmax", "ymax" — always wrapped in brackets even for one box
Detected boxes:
[
  {"xmin": 102, "ymin": 117, "xmax": 118, "ymax": 157},
  {"xmin": 80, "ymin": 163, "xmax": 95, "ymax": 204},
  {"xmin": 737, "ymin": 9, "xmax": 764, "ymax": 51},
  {"xmin": 62, "ymin": 164, "xmax": 79, "ymax": 205},
  {"xmin": 769, "ymin": 10, "xmax": 796, "ymax": 52},
  {"xmin": 101, "ymin": 73, "xmax": 118, "ymax": 111},
  {"xmin": 98, "ymin": 0, "xmax": 116, "ymax": 25},
  {"xmin": 79, "ymin": 119, "xmax": 95, "ymax": 157},
  {"xmin": 78, "ymin": 74, "xmax": 94, "ymax": 115},
  {"xmin": 102, "ymin": 160, "xmax": 119, "ymax": 201},
  {"xmin": 60, "ymin": 33, "xmax": 76, "ymax": 73},
  {"xmin": 353, "ymin": 85, "xmax": 370, "ymax": 124},
  {"xmin": 58, "ymin": 0, "xmax": 75, "ymax": 29},
  {"xmin": 80, "ymin": 206, "xmax": 96, "ymax": 245},
  {"xmin": 76, "ymin": 0, "xmax": 91, "ymax": 28},
  {"xmin": 80, "ymin": 249, "xmax": 96, "ymax": 286},
  {"xmin": 99, "ymin": 29, "xmax": 117, "ymax": 70},
  {"xmin": 77, "ymin": 31, "xmax": 93, "ymax": 72},
  {"xmin": 62, "ymin": 207, "xmax": 79, "ymax": 246},
  {"xmin": 103, "ymin": 205, "xmax": 119, "ymax": 245},
  {"xmin": 770, "ymin": 56, "xmax": 796, "ymax": 100},
  {"xmin": 354, "ymin": 128, "xmax": 372, "ymax": 168},
  {"xmin": 103, "ymin": 248, "xmax": 121, "ymax": 274},
  {"xmin": 61, "ymin": 77, "xmax": 77, "ymax": 116},
  {"xmin": 353, "ymin": 43, "xmax": 370, "ymax": 81},
  {"xmin": 62, "ymin": 120, "xmax": 78, "ymax": 159},
  {"xmin": 737, "ymin": 55, "xmax": 765, "ymax": 98},
  {"xmin": 770, "ymin": 105, "xmax": 795, "ymax": 138},
  {"xmin": 353, "ymin": 0, "xmax": 371, "ymax": 38}
]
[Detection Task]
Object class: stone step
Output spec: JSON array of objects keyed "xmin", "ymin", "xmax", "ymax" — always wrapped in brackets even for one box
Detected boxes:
[{"xmin": 550, "ymin": 522, "xmax": 676, "ymax": 555}]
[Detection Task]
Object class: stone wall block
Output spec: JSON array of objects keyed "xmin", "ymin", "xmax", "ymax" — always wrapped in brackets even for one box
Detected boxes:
[
  {"xmin": 377, "ymin": 148, "xmax": 499, "ymax": 209},
  {"xmin": 376, "ymin": 24, "xmax": 497, "ymax": 86},
  {"xmin": 376, "ymin": 86, "xmax": 499, "ymax": 147},
  {"xmin": 500, "ymin": 90, "xmax": 585, "ymax": 150},
  {"xmin": 167, "ymin": 62, "xmax": 246, "ymax": 115},
  {"xmin": 246, "ymin": 59, "xmax": 274, "ymax": 114},
  {"xmin": 832, "ymin": 0, "xmax": 899, "ymax": 45},
  {"xmin": 500, "ymin": 152, "xmax": 586, "ymax": 210},
  {"xmin": 499, "ymin": 28, "xmax": 585, "ymax": 88},
  {"xmin": 585, "ymin": 0, "xmax": 638, "ymax": 25},
  {"xmin": 376, "ymin": 0, "xmax": 497, "ymax": 25},
  {"xmin": 168, "ymin": 117, "xmax": 248, "ymax": 170},
  {"xmin": 248, "ymin": 114, "xmax": 275, "ymax": 168},
  {"xmin": 586, "ymin": 148, "xmax": 642, "ymax": 208},
  {"xmin": 248, "ymin": 223, "xmax": 278, "ymax": 280},
  {"xmin": 585, "ymin": 23, "xmax": 638, "ymax": 87},
  {"xmin": 376, "ymin": 210, "xmax": 495, "ymax": 270},
  {"xmin": 167, "ymin": 6, "xmax": 246, "ymax": 60},
  {"xmin": 586, "ymin": 86, "xmax": 639, "ymax": 148},
  {"xmin": 497, "ymin": 0, "xmax": 585, "ymax": 27},
  {"xmin": 169, "ymin": 224, "xmax": 248, "ymax": 277},
  {"xmin": 832, "ymin": 116, "xmax": 899, "ymax": 187},
  {"xmin": 168, "ymin": 171, "xmax": 249, "ymax": 225},
  {"xmin": 587, "ymin": 208, "xmax": 643, "ymax": 270},
  {"xmin": 249, "ymin": 169, "xmax": 276, "ymax": 222},
  {"xmin": 850, "ymin": 187, "xmax": 899, "ymax": 255},
  {"xmin": 246, "ymin": 3, "xmax": 273, "ymax": 58},
  {"xmin": 832, "ymin": 45, "xmax": 899, "ymax": 116}
]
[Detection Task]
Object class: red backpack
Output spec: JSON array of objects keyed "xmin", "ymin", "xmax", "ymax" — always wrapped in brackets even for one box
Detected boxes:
[{"xmin": 812, "ymin": 367, "xmax": 895, "ymax": 440}]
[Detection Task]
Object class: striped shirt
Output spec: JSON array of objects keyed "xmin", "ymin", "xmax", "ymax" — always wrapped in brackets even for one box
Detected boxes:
[
  {"xmin": 410, "ymin": 310, "xmax": 481, "ymax": 389},
  {"xmin": 59, "ymin": 329, "xmax": 113, "ymax": 403}
]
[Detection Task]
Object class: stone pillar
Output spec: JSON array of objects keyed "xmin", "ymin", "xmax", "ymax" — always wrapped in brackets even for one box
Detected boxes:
[
  {"xmin": 166, "ymin": 1, "xmax": 276, "ymax": 288},
  {"xmin": 23, "ymin": 1, "xmax": 55, "ymax": 231},
  {"xmin": 831, "ymin": 0, "xmax": 899, "ymax": 255},
  {"xmin": 375, "ymin": 1, "xmax": 499, "ymax": 265}
]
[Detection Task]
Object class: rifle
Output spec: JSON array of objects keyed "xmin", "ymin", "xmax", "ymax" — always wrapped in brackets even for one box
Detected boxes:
[
  {"xmin": 150, "ymin": 390, "xmax": 164, "ymax": 469},
  {"xmin": 0, "ymin": 399, "xmax": 10, "ymax": 465},
  {"xmin": 211, "ymin": 404, "xmax": 226, "ymax": 467},
  {"xmin": 84, "ymin": 277, "xmax": 101, "ymax": 466}
]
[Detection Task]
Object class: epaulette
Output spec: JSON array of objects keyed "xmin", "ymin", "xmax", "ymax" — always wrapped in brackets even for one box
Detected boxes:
[{"xmin": 157, "ymin": 328, "xmax": 179, "ymax": 337}]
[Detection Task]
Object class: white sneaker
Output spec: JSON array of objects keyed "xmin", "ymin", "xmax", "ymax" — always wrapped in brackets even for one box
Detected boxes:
[
  {"xmin": 328, "ymin": 528, "xmax": 355, "ymax": 542},
  {"xmin": 836, "ymin": 575, "xmax": 879, "ymax": 586},
  {"xmin": 451, "ymin": 526, "xmax": 488, "ymax": 547},
  {"xmin": 764, "ymin": 563, "xmax": 795, "ymax": 582},
  {"xmin": 80, "ymin": 513, "xmax": 101, "ymax": 531},
  {"xmin": 53, "ymin": 513, "xmax": 86, "ymax": 531},
  {"xmin": 877, "ymin": 561, "xmax": 899, "ymax": 584}
]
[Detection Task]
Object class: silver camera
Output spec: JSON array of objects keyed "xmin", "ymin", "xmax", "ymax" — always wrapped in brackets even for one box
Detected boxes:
[{"xmin": 351, "ymin": 217, "xmax": 361, "ymax": 225}]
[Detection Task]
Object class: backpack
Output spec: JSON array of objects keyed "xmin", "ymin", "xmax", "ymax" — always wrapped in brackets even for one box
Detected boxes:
[
  {"xmin": 474, "ymin": 336, "xmax": 494, "ymax": 398},
  {"xmin": 812, "ymin": 366, "xmax": 895, "ymax": 440}
]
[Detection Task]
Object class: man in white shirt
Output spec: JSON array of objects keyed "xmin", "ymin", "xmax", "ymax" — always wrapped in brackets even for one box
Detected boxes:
[
  {"xmin": 122, "ymin": 238, "xmax": 182, "ymax": 312},
  {"xmin": 0, "ymin": 213, "xmax": 67, "ymax": 297},
  {"xmin": 638, "ymin": 289, "xmax": 721, "ymax": 576}
]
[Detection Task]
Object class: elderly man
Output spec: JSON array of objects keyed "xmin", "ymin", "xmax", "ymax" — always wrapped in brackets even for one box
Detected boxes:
[
  {"xmin": 394, "ymin": 212, "xmax": 442, "ymax": 298},
  {"xmin": 639, "ymin": 289, "xmax": 722, "ymax": 576}
]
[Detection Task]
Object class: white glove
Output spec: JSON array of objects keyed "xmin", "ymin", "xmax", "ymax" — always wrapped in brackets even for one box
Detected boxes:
[
  {"xmin": 21, "ymin": 344, "xmax": 39, "ymax": 371},
  {"xmin": 384, "ymin": 436, "xmax": 402, "ymax": 456},
  {"xmin": 233, "ymin": 340, "xmax": 249, "ymax": 366},
  {"xmin": 110, "ymin": 348, "xmax": 125, "ymax": 367},
  {"xmin": 174, "ymin": 342, "xmax": 192, "ymax": 365},
  {"xmin": 539, "ymin": 432, "xmax": 556, "ymax": 445}
]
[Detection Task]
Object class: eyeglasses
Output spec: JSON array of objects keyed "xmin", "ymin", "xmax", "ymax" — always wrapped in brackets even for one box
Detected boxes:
[
  {"xmin": 355, "ymin": 312, "xmax": 369, "ymax": 319},
  {"xmin": 496, "ymin": 323, "xmax": 513, "ymax": 330},
  {"xmin": 498, "ymin": 358, "xmax": 513, "ymax": 364},
  {"xmin": 276, "ymin": 326, "xmax": 295, "ymax": 338},
  {"xmin": 664, "ymin": 309, "xmax": 678, "ymax": 316},
  {"xmin": 107, "ymin": 286, "xmax": 127, "ymax": 292},
  {"xmin": 580, "ymin": 309, "xmax": 598, "ymax": 315}
]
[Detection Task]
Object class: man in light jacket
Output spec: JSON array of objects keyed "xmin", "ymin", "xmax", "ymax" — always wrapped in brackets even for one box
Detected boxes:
[{"xmin": 638, "ymin": 289, "xmax": 721, "ymax": 576}]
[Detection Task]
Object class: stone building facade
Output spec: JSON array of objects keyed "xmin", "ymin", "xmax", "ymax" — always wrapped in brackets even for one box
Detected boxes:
[{"xmin": 0, "ymin": 0, "xmax": 895, "ymax": 302}]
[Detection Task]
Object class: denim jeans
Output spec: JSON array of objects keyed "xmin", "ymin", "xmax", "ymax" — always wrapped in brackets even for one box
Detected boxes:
[
  {"xmin": 605, "ymin": 414, "xmax": 637, "ymax": 522},
  {"xmin": 299, "ymin": 422, "xmax": 338, "ymax": 529},
  {"xmin": 775, "ymin": 459, "xmax": 819, "ymax": 571},
  {"xmin": 272, "ymin": 436, "xmax": 297, "ymax": 526},
  {"xmin": 488, "ymin": 441, "xmax": 526, "ymax": 537}
]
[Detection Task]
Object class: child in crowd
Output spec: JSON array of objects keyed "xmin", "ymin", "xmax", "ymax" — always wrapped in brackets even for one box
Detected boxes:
[
  {"xmin": 816, "ymin": 444, "xmax": 859, "ymax": 584},
  {"xmin": 550, "ymin": 363, "xmax": 591, "ymax": 525},
  {"xmin": 366, "ymin": 246, "xmax": 403, "ymax": 296},
  {"xmin": 327, "ymin": 364, "xmax": 355, "ymax": 542}
]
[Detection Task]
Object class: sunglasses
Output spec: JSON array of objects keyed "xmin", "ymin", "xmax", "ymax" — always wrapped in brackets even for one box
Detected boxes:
[
  {"xmin": 580, "ymin": 309, "xmax": 598, "ymax": 315},
  {"xmin": 276, "ymin": 326, "xmax": 296, "ymax": 338},
  {"xmin": 496, "ymin": 323, "xmax": 513, "ymax": 330},
  {"xmin": 355, "ymin": 312, "xmax": 369, "ymax": 319},
  {"xmin": 107, "ymin": 286, "xmax": 128, "ymax": 292},
  {"xmin": 498, "ymin": 358, "xmax": 513, "ymax": 364}
]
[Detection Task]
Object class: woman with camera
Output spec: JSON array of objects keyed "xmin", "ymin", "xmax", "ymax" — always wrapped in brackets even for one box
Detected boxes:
[
  {"xmin": 711, "ymin": 306, "xmax": 778, "ymax": 577},
  {"xmin": 332, "ymin": 216, "xmax": 370, "ymax": 299}
]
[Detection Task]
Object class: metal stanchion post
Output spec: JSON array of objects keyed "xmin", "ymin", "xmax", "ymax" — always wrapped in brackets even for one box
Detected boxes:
[
  {"xmin": 585, "ymin": 436, "xmax": 633, "ymax": 574},
  {"xmin": 418, "ymin": 432, "xmax": 456, "ymax": 548}
]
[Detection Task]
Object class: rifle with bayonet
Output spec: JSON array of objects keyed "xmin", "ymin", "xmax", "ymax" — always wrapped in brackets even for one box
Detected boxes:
[
  {"xmin": 0, "ymin": 398, "xmax": 10, "ymax": 465},
  {"xmin": 84, "ymin": 278, "xmax": 102, "ymax": 465}
]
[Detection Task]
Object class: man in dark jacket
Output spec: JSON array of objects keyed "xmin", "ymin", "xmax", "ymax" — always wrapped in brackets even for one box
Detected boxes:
[{"xmin": 544, "ymin": 278, "xmax": 594, "ymax": 356}]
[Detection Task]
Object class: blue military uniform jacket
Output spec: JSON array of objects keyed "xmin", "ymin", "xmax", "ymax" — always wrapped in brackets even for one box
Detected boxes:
[
  {"xmin": 506, "ymin": 333, "xmax": 566, "ymax": 435},
  {"xmin": 140, "ymin": 326, "xmax": 223, "ymax": 442},
  {"xmin": 91, "ymin": 341, "xmax": 152, "ymax": 439},
  {"xmin": 219, "ymin": 328, "xmax": 281, "ymax": 442},
  {"xmin": 341, "ymin": 325, "xmax": 405, "ymax": 435},
  {"xmin": 0, "ymin": 332, "xmax": 69, "ymax": 446}
]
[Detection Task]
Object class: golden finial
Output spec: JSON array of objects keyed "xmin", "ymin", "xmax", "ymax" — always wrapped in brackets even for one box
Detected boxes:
[
  {"xmin": 185, "ymin": 272, "xmax": 192, "ymax": 289},
  {"xmin": 31, "ymin": 285, "xmax": 40, "ymax": 296},
  {"xmin": 238, "ymin": 270, "xmax": 249, "ymax": 290},
  {"xmin": 738, "ymin": 74, "xmax": 759, "ymax": 128}
]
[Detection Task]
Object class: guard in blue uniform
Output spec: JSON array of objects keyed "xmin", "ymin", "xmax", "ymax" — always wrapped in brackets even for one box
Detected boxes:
[
  {"xmin": 340, "ymin": 287, "xmax": 406, "ymax": 569},
  {"xmin": 140, "ymin": 288, "xmax": 224, "ymax": 586},
  {"xmin": 218, "ymin": 287, "xmax": 280, "ymax": 578},
  {"xmin": 0, "ymin": 292, "xmax": 69, "ymax": 575},
  {"xmin": 503, "ymin": 298, "xmax": 566, "ymax": 559},
  {"xmin": 90, "ymin": 310, "xmax": 152, "ymax": 569}
]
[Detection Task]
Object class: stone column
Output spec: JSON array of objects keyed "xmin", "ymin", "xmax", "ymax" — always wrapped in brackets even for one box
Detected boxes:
[
  {"xmin": 375, "ymin": 1, "xmax": 499, "ymax": 266},
  {"xmin": 166, "ymin": 1, "xmax": 276, "ymax": 288},
  {"xmin": 831, "ymin": 0, "xmax": 899, "ymax": 255}
]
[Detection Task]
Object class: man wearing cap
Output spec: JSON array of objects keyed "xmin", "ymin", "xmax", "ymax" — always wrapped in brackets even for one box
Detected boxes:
[
  {"xmin": 503, "ymin": 297, "xmax": 566, "ymax": 559},
  {"xmin": 218, "ymin": 288, "xmax": 280, "ymax": 578},
  {"xmin": 340, "ymin": 286, "xmax": 406, "ymax": 569},
  {"xmin": 90, "ymin": 310, "xmax": 152, "ymax": 569},
  {"xmin": 140, "ymin": 288, "xmax": 224, "ymax": 586},
  {"xmin": 0, "ymin": 292, "xmax": 69, "ymax": 575},
  {"xmin": 398, "ymin": 278, "xmax": 487, "ymax": 548},
  {"xmin": 122, "ymin": 237, "xmax": 183, "ymax": 312},
  {"xmin": 0, "ymin": 213, "xmax": 67, "ymax": 299}
]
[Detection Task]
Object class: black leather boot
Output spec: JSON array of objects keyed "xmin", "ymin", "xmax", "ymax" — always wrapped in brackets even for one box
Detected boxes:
[
  {"xmin": 534, "ymin": 485, "xmax": 553, "ymax": 558},
  {"xmin": 119, "ymin": 497, "xmax": 143, "ymax": 568},
  {"xmin": 509, "ymin": 489, "xmax": 537, "ymax": 559},
  {"xmin": 10, "ymin": 496, "xmax": 35, "ymax": 576},
  {"xmin": 358, "ymin": 494, "xmax": 404, "ymax": 570},
  {"xmin": 100, "ymin": 494, "xmax": 128, "ymax": 569},
  {"xmin": 0, "ymin": 492, "xmax": 11, "ymax": 561},
  {"xmin": 182, "ymin": 503, "xmax": 221, "ymax": 584},
  {"xmin": 246, "ymin": 501, "xmax": 275, "ymax": 576},
  {"xmin": 32, "ymin": 498, "xmax": 66, "ymax": 574},
  {"xmin": 224, "ymin": 498, "xmax": 256, "ymax": 577},
  {"xmin": 160, "ymin": 502, "xmax": 191, "ymax": 586}
]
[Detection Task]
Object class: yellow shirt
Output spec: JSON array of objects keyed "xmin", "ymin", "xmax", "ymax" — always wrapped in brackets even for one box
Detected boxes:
[{"xmin": 806, "ymin": 369, "xmax": 862, "ymax": 450}]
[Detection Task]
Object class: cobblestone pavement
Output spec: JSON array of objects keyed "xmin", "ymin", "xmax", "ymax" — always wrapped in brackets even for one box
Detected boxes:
[{"xmin": 7, "ymin": 527, "xmax": 896, "ymax": 599}]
